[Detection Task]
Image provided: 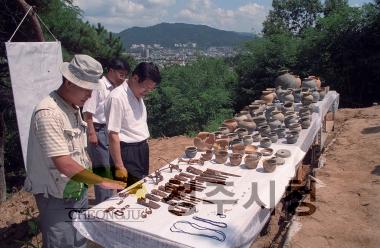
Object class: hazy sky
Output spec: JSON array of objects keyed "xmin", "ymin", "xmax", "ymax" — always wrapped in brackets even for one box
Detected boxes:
[{"xmin": 73, "ymin": 0, "xmax": 372, "ymax": 33}]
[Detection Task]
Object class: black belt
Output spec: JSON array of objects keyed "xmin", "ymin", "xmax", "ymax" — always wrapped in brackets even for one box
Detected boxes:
[
  {"xmin": 120, "ymin": 139, "xmax": 147, "ymax": 147},
  {"xmin": 93, "ymin": 123, "xmax": 106, "ymax": 128}
]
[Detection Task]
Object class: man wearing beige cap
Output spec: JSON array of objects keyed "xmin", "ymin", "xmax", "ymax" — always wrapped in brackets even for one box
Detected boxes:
[{"xmin": 24, "ymin": 54, "xmax": 126, "ymax": 248}]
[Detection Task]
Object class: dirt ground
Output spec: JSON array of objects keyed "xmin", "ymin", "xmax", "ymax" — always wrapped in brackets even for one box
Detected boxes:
[{"xmin": 1, "ymin": 107, "xmax": 380, "ymax": 247}]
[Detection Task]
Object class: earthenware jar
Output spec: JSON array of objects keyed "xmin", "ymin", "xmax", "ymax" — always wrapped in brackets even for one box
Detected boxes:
[
  {"xmin": 243, "ymin": 135, "xmax": 253, "ymax": 146},
  {"xmin": 193, "ymin": 132, "xmax": 215, "ymax": 151},
  {"xmin": 265, "ymin": 105, "xmax": 276, "ymax": 120},
  {"xmin": 284, "ymin": 115, "xmax": 298, "ymax": 127},
  {"xmin": 309, "ymin": 76, "xmax": 321, "ymax": 88},
  {"xmin": 286, "ymin": 134, "xmax": 298, "ymax": 144},
  {"xmin": 212, "ymin": 131, "xmax": 224, "ymax": 139},
  {"xmin": 201, "ymin": 149, "xmax": 213, "ymax": 161},
  {"xmin": 271, "ymin": 110, "xmax": 285, "ymax": 122},
  {"xmin": 234, "ymin": 112, "xmax": 249, "ymax": 122},
  {"xmin": 252, "ymin": 132, "xmax": 261, "ymax": 142},
  {"xmin": 311, "ymin": 89, "xmax": 320, "ymax": 103},
  {"xmin": 302, "ymin": 78, "xmax": 317, "ymax": 89},
  {"xmin": 222, "ymin": 119, "xmax": 238, "ymax": 132},
  {"xmin": 289, "ymin": 123, "xmax": 302, "ymax": 132},
  {"xmin": 260, "ymin": 137, "xmax": 272, "ymax": 148},
  {"xmin": 293, "ymin": 88, "xmax": 302, "ymax": 103},
  {"xmin": 230, "ymin": 153, "xmax": 243, "ymax": 166},
  {"xmin": 244, "ymin": 152, "xmax": 262, "ymax": 169},
  {"xmin": 275, "ymin": 70, "xmax": 298, "ymax": 89},
  {"xmin": 268, "ymin": 119, "xmax": 282, "ymax": 130},
  {"xmin": 283, "ymin": 90, "xmax": 294, "ymax": 103},
  {"xmin": 185, "ymin": 146, "xmax": 197, "ymax": 158},
  {"xmin": 214, "ymin": 139, "xmax": 229, "ymax": 151},
  {"xmin": 232, "ymin": 143, "xmax": 245, "ymax": 155},
  {"xmin": 235, "ymin": 128, "xmax": 249, "ymax": 138},
  {"xmin": 263, "ymin": 157, "xmax": 277, "ymax": 173},
  {"xmin": 283, "ymin": 101, "xmax": 294, "ymax": 113},
  {"xmin": 252, "ymin": 116, "xmax": 267, "ymax": 126},
  {"xmin": 294, "ymin": 75, "xmax": 302, "ymax": 88},
  {"xmin": 276, "ymin": 86, "xmax": 287, "ymax": 102},
  {"xmin": 261, "ymin": 91, "xmax": 275, "ymax": 104},
  {"xmin": 274, "ymin": 127, "xmax": 287, "ymax": 138},
  {"xmin": 214, "ymin": 150, "xmax": 228, "ymax": 164},
  {"xmin": 229, "ymin": 138, "xmax": 243, "ymax": 147},
  {"xmin": 302, "ymin": 92, "xmax": 314, "ymax": 105},
  {"xmin": 218, "ymin": 126, "xmax": 230, "ymax": 134},
  {"xmin": 300, "ymin": 117, "xmax": 311, "ymax": 129},
  {"xmin": 245, "ymin": 144, "xmax": 258, "ymax": 154},
  {"xmin": 318, "ymin": 89, "xmax": 326, "ymax": 101},
  {"xmin": 227, "ymin": 132, "xmax": 239, "ymax": 141},
  {"xmin": 259, "ymin": 125, "xmax": 271, "ymax": 136},
  {"xmin": 267, "ymin": 132, "xmax": 278, "ymax": 143},
  {"xmin": 238, "ymin": 119, "xmax": 256, "ymax": 133}
]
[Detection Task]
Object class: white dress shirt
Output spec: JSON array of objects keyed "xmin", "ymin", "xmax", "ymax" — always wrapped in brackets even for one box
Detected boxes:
[
  {"xmin": 83, "ymin": 76, "xmax": 114, "ymax": 124},
  {"xmin": 105, "ymin": 82, "xmax": 149, "ymax": 143}
]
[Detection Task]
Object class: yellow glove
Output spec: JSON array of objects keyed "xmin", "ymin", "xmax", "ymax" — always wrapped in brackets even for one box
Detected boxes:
[{"xmin": 115, "ymin": 167, "xmax": 128, "ymax": 182}]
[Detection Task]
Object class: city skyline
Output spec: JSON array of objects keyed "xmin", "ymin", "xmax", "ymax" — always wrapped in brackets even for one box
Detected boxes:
[{"xmin": 73, "ymin": 0, "xmax": 371, "ymax": 34}]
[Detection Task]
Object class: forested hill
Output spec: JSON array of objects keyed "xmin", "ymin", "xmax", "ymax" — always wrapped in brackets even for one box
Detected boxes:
[{"xmin": 117, "ymin": 22, "xmax": 254, "ymax": 49}]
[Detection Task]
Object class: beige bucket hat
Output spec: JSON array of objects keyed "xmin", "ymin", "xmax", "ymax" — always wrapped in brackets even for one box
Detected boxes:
[{"xmin": 60, "ymin": 54, "xmax": 103, "ymax": 90}]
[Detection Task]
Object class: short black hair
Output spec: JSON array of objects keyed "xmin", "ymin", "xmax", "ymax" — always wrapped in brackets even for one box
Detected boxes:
[
  {"xmin": 107, "ymin": 58, "xmax": 130, "ymax": 72},
  {"xmin": 132, "ymin": 62, "xmax": 161, "ymax": 85}
]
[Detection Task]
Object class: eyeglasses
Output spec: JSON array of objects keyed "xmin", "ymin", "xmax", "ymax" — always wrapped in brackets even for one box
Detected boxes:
[{"xmin": 140, "ymin": 81, "xmax": 156, "ymax": 92}]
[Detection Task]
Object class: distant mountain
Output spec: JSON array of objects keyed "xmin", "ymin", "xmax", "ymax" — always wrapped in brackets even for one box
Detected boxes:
[{"xmin": 117, "ymin": 23, "xmax": 255, "ymax": 49}]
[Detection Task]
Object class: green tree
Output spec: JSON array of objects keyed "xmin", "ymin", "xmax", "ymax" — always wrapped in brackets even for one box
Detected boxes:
[
  {"xmin": 146, "ymin": 58, "xmax": 237, "ymax": 137},
  {"xmin": 263, "ymin": 0, "xmax": 323, "ymax": 36}
]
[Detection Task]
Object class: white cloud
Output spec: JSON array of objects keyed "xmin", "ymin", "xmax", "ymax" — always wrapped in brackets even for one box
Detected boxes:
[
  {"xmin": 73, "ymin": 0, "xmax": 268, "ymax": 33},
  {"xmin": 176, "ymin": 1, "xmax": 268, "ymax": 33}
]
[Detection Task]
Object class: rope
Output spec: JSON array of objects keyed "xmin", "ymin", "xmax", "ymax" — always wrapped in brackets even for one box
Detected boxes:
[
  {"xmin": 8, "ymin": 6, "xmax": 58, "ymax": 42},
  {"xmin": 8, "ymin": 6, "xmax": 33, "ymax": 42}
]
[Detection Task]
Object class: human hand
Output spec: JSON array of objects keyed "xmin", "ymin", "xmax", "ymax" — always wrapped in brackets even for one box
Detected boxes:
[
  {"xmin": 114, "ymin": 167, "xmax": 128, "ymax": 182},
  {"xmin": 99, "ymin": 178, "xmax": 126, "ymax": 190},
  {"xmin": 88, "ymin": 132, "xmax": 98, "ymax": 145}
]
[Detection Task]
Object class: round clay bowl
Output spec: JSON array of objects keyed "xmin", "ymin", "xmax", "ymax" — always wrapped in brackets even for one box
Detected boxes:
[
  {"xmin": 244, "ymin": 153, "xmax": 262, "ymax": 169},
  {"xmin": 215, "ymin": 150, "xmax": 228, "ymax": 164},
  {"xmin": 230, "ymin": 153, "xmax": 243, "ymax": 166}
]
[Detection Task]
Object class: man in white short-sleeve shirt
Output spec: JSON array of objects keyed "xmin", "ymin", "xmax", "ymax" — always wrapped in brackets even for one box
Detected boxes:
[
  {"xmin": 105, "ymin": 62, "xmax": 161, "ymax": 186},
  {"xmin": 83, "ymin": 58, "xmax": 130, "ymax": 203}
]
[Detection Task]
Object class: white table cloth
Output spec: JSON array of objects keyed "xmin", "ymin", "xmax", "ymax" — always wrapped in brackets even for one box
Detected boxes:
[{"xmin": 73, "ymin": 91, "xmax": 339, "ymax": 248}]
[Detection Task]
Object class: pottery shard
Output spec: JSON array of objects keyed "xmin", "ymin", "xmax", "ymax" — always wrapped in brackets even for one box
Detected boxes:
[{"xmin": 194, "ymin": 132, "xmax": 215, "ymax": 151}]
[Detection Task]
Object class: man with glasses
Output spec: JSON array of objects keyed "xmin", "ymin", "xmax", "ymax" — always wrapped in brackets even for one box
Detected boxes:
[
  {"xmin": 105, "ymin": 62, "xmax": 161, "ymax": 186},
  {"xmin": 83, "ymin": 58, "xmax": 130, "ymax": 203}
]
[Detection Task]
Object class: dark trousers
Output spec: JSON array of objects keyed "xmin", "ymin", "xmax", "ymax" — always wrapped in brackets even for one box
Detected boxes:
[
  {"xmin": 87, "ymin": 123, "xmax": 113, "ymax": 204},
  {"xmin": 111, "ymin": 140, "xmax": 149, "ymax": 186}
]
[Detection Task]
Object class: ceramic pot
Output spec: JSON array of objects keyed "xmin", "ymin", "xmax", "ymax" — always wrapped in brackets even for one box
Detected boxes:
[
  {"xmin": 267, "ymin": 132, "xmax": 278, "ymax": 143},
  {"xmin": 185, "ymin": 146, "xmax": 197, "ymax": 158},
  {"xmin": 283, "ymin": 101, "xmax": 294, "ymax": 113},
  {"xmin": 244, "ymin": 152, "xmax": 262, "ymax": 169},
  {"xmin": 275, "ymin": 70, "xmax": 299, "ymax": 89},
  {"xmin": 293, "ymin": 89, "xmax": 302, "ymax": 103},
  {"xmin": 271, "ymin": 110, "xmax": 284, "ymax": 122},
  {"xmin": 261, "ymin": 91, "xmax": 275, "ymax": 104},
  {"xmin": 274, "ymin": 127, "xmax": 286, "ymax": 138},
  {"xmin": 252, "ymin": 132, "xmax": 261, "ymax": 142},
  {"xmin": 230, "ymin": 153, "xmax": 243, "ymax": 166},
  {"xmin": 302, "ymin": 92, "xmax": 314, "ymax": 105},
  {"xmin": 294, "ymin": 75, "xmax": 302, "ymax": 88},
  {"xmin": 238, "ymin": 120, "xmax": 256, "ymax": 133},
  {"xmin": 201, "ymin": 149, "xmax": 213, "ymax": 161},
  {"xmin": 222, "ymin": 119, "xmax": 238, "ymax": 132},
  {"xmin": 260, "ymin": 137, "xmax": 272, "ymax": 148},
  {"xmin": 286, "ymin": 134, "xmax": 298, "ymax": 144},
  {"xmin": 268, "ymin": 119, "xmax": 282, "ymax": 130},
  {"xmin": 243, "ymin": 135, "xmax": 253, "ymax": 146},
  {"xmin": 235, "ymin": 128, "xmax": 249, "ymax": 138},
  {"xmin": 289, "ymin": 123, "xmax": 302, "ymax": 132},
  {"xmin": 265, "ymin": 105, "xmax": 276, "ymax": 120},
  {"xmin": 214, "ymin": 139, "xmax": 229, "ymax": 151},
  {"xmin": 229, "ymin": 138, "xmax": 243, "ymax": 147},
  {"xmin": 245, "ymin": 144, "xmax": 258, "ymax": 154},
  {"xmin": 302, "ymin": 78, "xmax": 317, "ymax": 88},
  {"xmin": 259, "ymin": 125, "xmax": 271, "ymax": 136},
  {"xmin": 193, "ymin": 132, "xmax": 215, "ymax": 151},
  {"xmin": 309, "ymin": 76, "xmax": 321, "ymax": 88},
  {"xmin": 227, "ymin": 132, "xmax": 239, "ymax": 141},
  {"xmin": 214, "ymin": 150, "xmax": 228, "ymax": 164},
  {"xmin": 283, "ymin": 91, "xmax": 295, "ymax": 103},
  {"xmin": 232, "ymin": 143, "xmax": 245, "ymax": 155},
  {"xmin": 218, "ymin": 126, "xmax": 230, "ymax": 134},
  {"xmin": 311, "ymin": 89, "xmax": 320, "ymax": 102},
  {"xmin": 263, "ymin": 157, "xmax": 277, "ymax": 173},
  {"xmin": 300, "ymin": 117, "xmax": 311, "ymax": 129}
]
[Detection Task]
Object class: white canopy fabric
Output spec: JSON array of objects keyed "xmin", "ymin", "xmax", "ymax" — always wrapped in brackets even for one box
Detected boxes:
[{"xmin": 5, "ymin": 42, "xmax": 63, "ymax": 166}]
